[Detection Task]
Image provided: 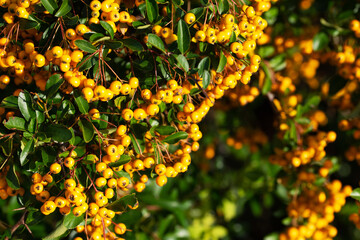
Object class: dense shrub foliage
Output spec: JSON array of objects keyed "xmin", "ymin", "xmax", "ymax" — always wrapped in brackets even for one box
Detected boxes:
[{"xmin": 1, "ymin": 0, "xmax": 360, "ymax": 239}]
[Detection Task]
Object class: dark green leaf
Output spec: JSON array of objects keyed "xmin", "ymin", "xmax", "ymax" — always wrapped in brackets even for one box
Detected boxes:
[
  {"xmin": 0, "ymin": 137, "xmax": 13, "ymax": 156},
  {"xmin": 57, "ymin": 100, "xmax": 75, "ymax": 119},
  {"xmin": 100, "ymin": 20, "xmax": 115, "ymax": 39},
  {"xmin": 162, "ymin": 131, "xmax": 188, "ymax": 144},
  {"xmin": 118, "ymin": 38, "xmax": 144, "ymax": 51},
  {"xmin": 148, "ymin": 33, "xmax": 166, "ymax": 53},
  {"xmin": 4, "ymin": 117, "xmax": 26, "ymax": 131},
  {"xmin": 0, "ymin": 96, "xmax": 18, "ymax": 109},
  {"xmin": 63, "ymin": 211, "xmax": 84, "ymax": 229},
  {"xmin": 77, "ymin": 55, "xmax": 97, "ymax": 71},
  {"xmin": 155, "ymin": 126, "xmax": 176, "ymax": 135},
  {"xmin": 74, "ymin": 90, "xmax": 89, "ymax": 114},
  {"xmin": 108, "ymin": 154, "xmax": 131, "ymax": 167},
  {"xmin": 45, "ymin": 74, "xmax": 64, "ymax": 98},
  {"xmin": 130, "ymin": 133, "xmax": 144, "ymax": 155},
  {"xmin": 41, "ymin": 147, "xmax": 57, "ymax": 166},
  {"xmin": 198, "ymin": 56, "xmax": 210, "ymax": 76},
  {"xmin": 177, "ymin": 19, "xmax": 191, "ymax": 54},
  {"xmin": 176, "ymin": 54, "xmax": 189, "ymax": 72},
  {"xmin": 312, "ymin": 32, "xmax": 329, "ymax": 51},
  {"xmin": 216, "ymin": 51, "xmax": 226, "ymax": 73},
  {"xmin": 146, "ymin": 0, "xmax": 159, "ymax": 23},
  {"xmin": 89, "ymin": 33, "xmax": 105, "ymax": 43},
  {"xmin": 54, "ymin": 0, "xmax": 71, "ymax": 17},
  {"xmin": 75, "ymin": 40, "xmax": 97, "ymax": 53},
  {"xmin": 41, "ymin": 0, "xmax": 58, "ymax": 14},
  {"xmin": 19, "ymin": 18, "xmax": 39, "ymax": 30},
  {"xmin": 218, "ymin": 0, "xmax": 229, "ymax": 14},
  {"xmin": 202, "ymin": 70, "xmax": 211, "ymax": 89},
  {"xmin": 45, "ymin": 124, "xmax": 72, "ymax": 142},
  {"xmin": 6, "ymin": 165, "xmax": 20, "ymax": 190},
  {"xmin": 78, "ymin": 119, "xmax": 94, "ymax": 143},
  {"xmin": 20, "ymin": 138, "xmax": 35, "ymax": 166},
  {"xmin": 104, "ymin": 40, "xmax": 124, "ymax": 49},
  {"xmin": 18, "ymin": 91, "xmax": 35, "ymax": 121},
  {"xmin": 188, "ymin": 7, "xmax": 205, "ymax": 20},
  {"xmin": 107, "ymin": 193, "xmax": 138, "ymax": 211}
]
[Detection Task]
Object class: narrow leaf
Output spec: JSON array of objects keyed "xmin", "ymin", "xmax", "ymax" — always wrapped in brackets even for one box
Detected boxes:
[
  {"xmin": 20, "ymin": 138, "xmax": 35, "ymax": 166},
  {"xmin": 78, "ymin": 119, "xmax": 95, "ymax": 143},
  {"xmin": 146, "ymin": 0, "xmax": 159, "ymax": 23},
  {"xmin": 75, "ymin": 40, "xmax": 97, "ymax": 53},
  {"xmin": 100, "ymin": 21, "xmax": 115, "ymax": 39},
  {"xmin": 177, "ymin": 19, "xmax": 191, "ymax": 54},
  {"xmin": 41, "ymin": 0, "xmax": 58, "ymax": 14},
  {"xmin": 162, "ymin": 131, "xmax": 188, "ymax": 144},
  {"xmin": 55, "ymin": 0, "xmax": 71, "ymax": 17}
]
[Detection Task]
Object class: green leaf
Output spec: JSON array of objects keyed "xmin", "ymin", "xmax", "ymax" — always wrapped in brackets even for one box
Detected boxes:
[
  {"xmin": 104, "ymin": 40, "xmax": 123, "ymax": 50},
  {"xmin": 42, "ymin": 224, "xmax": 69, "ymax": 240},
  {"xmin": 78, "ymin": 119, "xmax": 95, "ymax": 143},
  {"xmin": 107, "ymin": 193, "xmax": 138, "ymax": 211},
  {"xmin": 162, "ymin": 131, "xmax": 188, "ymax": 144},
  {"xmin": 63, "ymin": 211, "xmax": 84, "ymax": 229},
  {"xmin": 258, "ymin": 46, "xmax": 275, "ymax": 58},
  {"xmin": 6, "ymin": 165, "xmax": 20, "ymax": 190},
  {"xmin": 54, "ymin": 0, "xmax": 71, "ymax": 17},
  {"xmin": 75, "ymin": 40, "xmax": 97, "ymax": 53},
  {"xmin": 77, "ymin": 55, "xmax": 97, "ymax": 71},
  {"xmin": 89, "ymin": 33, "xmax": 105, "ymax": 43},
  {"xmin": 18, "ymin": 91, "xmax": 35, "ymax": 121},
  {"xmin": 155, "ymin": 126, "xmax": 176, "ymax": 135},
  {"xmin": 351, "ymin": 188, "xmax": 360, "ymax": 201},
  {"xmin": 20, "ymin": 138, "xmax": 35, "ymax": 166},
  {"xmin": 41, "ymin": 147, "xmax": 57, "ymax": 166},
  {"xmin": 0, "ymin": 137, "xmax": 13, "ymax": 157},
  {"xmin": 269, "ymin": 54, "xmax": 286, "ymax": 71},
  {"xmin": 45, "ymin": 124, "xmax": 72, "ymax": 142},
  {"xmin": 36, "ymin": 110, "xmax": 45, "ymax": 124},
  {"xmin": 108, "ymin": 154, "xmax": 131, "ymax": 167},
  {"xmin": 198, "ymin": 56, "xmax": 210, "ymax": 77},
  {"xmin": 188, "ymin": 7, "xmax": 205, "ymax": 20},
  {"xmin": 4, "ymin": 117, "xmax": 26, "ymax": 131},
  {"xmin": 148, "ymin": 33, "xmax": 166, "ymax": 53},
  {"xmin": 177, "ymin": 19, "xmax": 191, "ymax": 54},
  {"xmin": 261, "ymin": 62, "xmax": 272, "ymax": 94},
  {"xmin": 74, "ymin": 90, "xmax": 89, "ymax": 114},
  {"xmin": 19, "ymin": 18, "xmax": 39, "ymax": 30},
  {"xmin": 218, "ymin": 0, "xmax": 229, "ymax": 14},
  {"xmin": 176, "ymin": 54, "xmax": 189, "ymax": 72},
  {"xmin": 216, "ymin": 51, "xmax": 227, "ymax": 73},
  {"xmin": 130, "ymin": 133, "xmax": 145, "ymax": 155},
  {"xmin": 312, "ymin": 32, "xmax": 329, "ymax": 51},
  {"xmin": 118, "ymin": 38, "xmax": 144, "ymax": 51},
  {"xmin": 202, "ymin": 70, "xmax": 211, "ymax": 89},
  {"xmin": 100, "ymin": 20, "xmax": 115, "ymax": 39},
  {"xmin": 302, "ymin": 96, "xmax": 321, "ymax": 113},
  {"xmin": 146, "ymin": 0, "xmax": 159, "ymax": 23},
  {"xmin": 45, "ymin": 74, "xmax": 64, "ymax": 98},
  {"xmin": 57, "ymin": 100, "xmax": 75, "ymax": 119},
  {"xmin": 0, "ymin": 96, "xmax": 18, "ymax": 109},
  {"xmin": 41, "ymin": 0, "xmax": 58, "ymax": 14}
]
